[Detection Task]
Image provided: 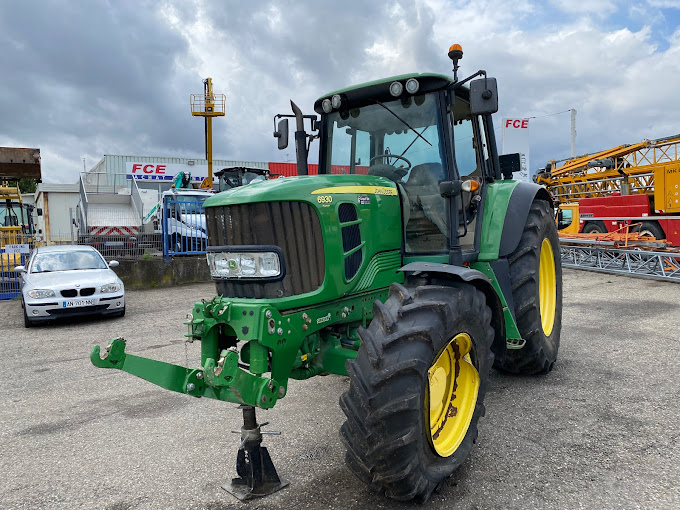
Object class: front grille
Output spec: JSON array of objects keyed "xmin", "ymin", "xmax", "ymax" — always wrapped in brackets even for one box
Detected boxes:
[
  {"xmin": 205, "ymin": 201, "xmax": 325, "ymax": 298},
  {"xmin": 60, "ymin": 288, "xmax": 96, "ymax": 297}
]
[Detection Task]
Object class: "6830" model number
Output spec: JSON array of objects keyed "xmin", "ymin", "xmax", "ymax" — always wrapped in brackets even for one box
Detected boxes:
[{"xmin": 317, "ymin": 195, "xmax": 333, "ymax": 204}]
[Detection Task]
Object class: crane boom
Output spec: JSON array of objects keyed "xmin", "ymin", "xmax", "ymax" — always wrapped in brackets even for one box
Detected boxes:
[{"xmin": 537, "ymin": 134, "xmax": 680, "ymax": 206}]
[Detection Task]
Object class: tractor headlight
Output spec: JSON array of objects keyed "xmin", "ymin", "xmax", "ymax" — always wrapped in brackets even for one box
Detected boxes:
[
  {"xmin": 27, "ymin": 289, "xmax": 55, "ymax": 299},
  {"xmin": 331, "ymin": 94, "xmax": 342, "ymax": 109},
  {"xmin": 207, "ymin": 249, "xmax": 282, "ymax": 279},
  {"xmin": 322, "ymin": 98, "xmax": 333, "ymax": 113},
  {"xmin": 101, "ymin": 283, "xmax": 121, "ymax": 293},
  {"xmin": 405, "ymin": 78, "xmax": 420, "ymax": 94},
  {"xmin": 389, "ymin": 81, "xmax": 403, "ymax": 97}
]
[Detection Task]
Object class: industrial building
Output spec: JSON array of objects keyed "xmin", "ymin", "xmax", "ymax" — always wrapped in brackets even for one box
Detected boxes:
[{"xmin": 33, "ymin": 154, "xmax": 287, "ymax": 244}]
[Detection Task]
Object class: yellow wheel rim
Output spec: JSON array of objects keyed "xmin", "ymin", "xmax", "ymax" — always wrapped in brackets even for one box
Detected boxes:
[
  {"xmin": 539, "ymin": 238, "xmax": 557, "ymax": 336},
  {"xmin": 427, "ymin": 333, "xmax": 480, "ymax": 457}
]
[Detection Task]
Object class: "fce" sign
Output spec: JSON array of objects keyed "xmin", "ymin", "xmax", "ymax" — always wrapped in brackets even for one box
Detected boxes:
[
  {"xmin": 130, "ymin": 164, "xmax": 167, "ymax": 174},
  {"xmin": 505, "ymin": 119, "xmax": 529, "ymax": 129}
]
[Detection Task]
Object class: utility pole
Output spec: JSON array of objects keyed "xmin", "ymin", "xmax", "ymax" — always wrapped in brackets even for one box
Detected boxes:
[
  {"xmin": 571, "ymin": 108, "xmax": 577, "ymax": 157},
  {"xmin": 191, "ymin": 78, "xmax": 225, "ymax": 189}
]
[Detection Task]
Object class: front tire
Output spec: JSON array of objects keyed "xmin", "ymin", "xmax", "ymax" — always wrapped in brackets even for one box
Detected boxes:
[
  {"xmin": 498, "ymin": 199, "xmax": 562, "ymax": 374},
  {"xmin": 23, "ymin": 305, "xmax": 33, "ymax": 328},
  {"xmin": 340, "ymin": 282, "xmax": 494, "ymax": 502}
]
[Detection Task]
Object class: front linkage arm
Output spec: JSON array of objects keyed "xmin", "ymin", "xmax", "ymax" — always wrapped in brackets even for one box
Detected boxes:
[
  {"xmin": 90, "ymin": 338, "xmax": 280, "ymax": 408},
  {"xmin": 89, "ymin": 291, "xmax": 377, "ymax": 409}
]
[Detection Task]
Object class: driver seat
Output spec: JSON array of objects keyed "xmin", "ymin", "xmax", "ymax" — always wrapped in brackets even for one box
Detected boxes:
[{"xmin": 402, "ymin": 163, "xmax": 447, "ymax": 235}]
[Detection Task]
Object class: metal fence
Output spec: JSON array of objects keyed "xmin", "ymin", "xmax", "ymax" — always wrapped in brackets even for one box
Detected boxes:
[
  {"xmin": 0, "ymin": 233, "xmax": 34, "ymax": 300},
  {"xmin": 77, "ymin": 233, "xmax": 163, "ymax": 260},
  {"xmin": 162, "ymin": 198, "xmax": 207, "ymax": 259}
]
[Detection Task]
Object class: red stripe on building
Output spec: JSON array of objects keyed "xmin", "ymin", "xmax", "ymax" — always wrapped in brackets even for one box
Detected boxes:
[{"xmin": 267, "ymin": 162, "xmax": 369, "ymax": 176}]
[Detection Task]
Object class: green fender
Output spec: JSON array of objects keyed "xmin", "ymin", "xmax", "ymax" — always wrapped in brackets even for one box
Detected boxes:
[{"xmin": 478, "ymin": 180, "xmax": 553, "ymax": 261}]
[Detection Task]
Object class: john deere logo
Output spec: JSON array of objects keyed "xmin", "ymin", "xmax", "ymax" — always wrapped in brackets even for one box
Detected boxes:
[{"xmin": 228, "ymin": 259, "xmax": 237, "ymax": 270}]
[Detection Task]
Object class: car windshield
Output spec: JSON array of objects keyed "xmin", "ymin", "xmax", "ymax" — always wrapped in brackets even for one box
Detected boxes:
[
  {"xmin": 322, "ymin": 93, "xmax": 446, "ymax": 178},
  {"xmin": 31, "ymin": 251, "xmax": 108, "ymax": 273}
]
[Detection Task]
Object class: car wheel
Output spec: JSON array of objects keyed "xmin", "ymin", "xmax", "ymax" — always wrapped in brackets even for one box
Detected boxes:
[{"xmin": 23, "ymin": 306, "xmax": 34, "ymax": 328}]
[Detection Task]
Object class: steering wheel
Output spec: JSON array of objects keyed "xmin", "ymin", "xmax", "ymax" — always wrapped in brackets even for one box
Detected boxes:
[{"xmin": 369, "ymin": 154, "xmax": 412, "ymax": 170}]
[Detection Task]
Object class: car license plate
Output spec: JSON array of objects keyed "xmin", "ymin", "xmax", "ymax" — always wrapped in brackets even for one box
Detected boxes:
[{"xmin": 63, "ymin": 299, "xmax": 96, "ymax": 308}]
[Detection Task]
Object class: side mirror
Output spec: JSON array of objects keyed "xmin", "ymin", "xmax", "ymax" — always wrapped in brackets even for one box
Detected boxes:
[
  {"xmin": 499, "ymin": 153, "xmax": 521, "ymax": 179},
  {"xmin": 274, "ymin": 118, "xmax": 289, "ymax": 150},
  {"xmin": 14, "ymin": 266, "xmax": 26, "ymax": 274},
  {"xmin": 470, "ymin": 77, "xmax": 498, "ymax": 114},
  {"xmin": 109, "ymin": 260, "xmax": 119, "ymax": 268}
]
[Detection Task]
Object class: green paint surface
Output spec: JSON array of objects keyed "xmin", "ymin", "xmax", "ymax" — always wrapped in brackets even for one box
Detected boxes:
[{"xmin": 477, "ymin": 180, "xmax": 520, "ymax": 261}]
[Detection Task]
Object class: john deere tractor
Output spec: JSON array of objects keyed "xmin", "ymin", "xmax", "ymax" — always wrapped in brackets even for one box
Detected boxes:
[{"xmin": 91, "ymin": 45, "xmax": 562, "ymax": 503}]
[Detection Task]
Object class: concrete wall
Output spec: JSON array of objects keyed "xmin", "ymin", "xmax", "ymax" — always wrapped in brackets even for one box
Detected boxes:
[{"xmin": 114, "ymin": 257, "xmax": 212, "ymax": 289}]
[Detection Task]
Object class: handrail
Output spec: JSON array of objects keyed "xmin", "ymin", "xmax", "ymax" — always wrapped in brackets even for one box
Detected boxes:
[
  {"xmin": 79, "ymin": 174, "xmax": 89, "ymax": 228},
  {"xmin": 130, "ymin": 177, "xmax": 144, "ymax": 223}
]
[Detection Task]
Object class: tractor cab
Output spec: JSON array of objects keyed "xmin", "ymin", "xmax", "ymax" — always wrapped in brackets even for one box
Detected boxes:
[
  {"xmin": 275, "ymin": 49, "xmax": 500, "ymax": 265},
  {"xmin": 314, "ymin": 73, "xmax": 498, "ymax": 258},
  {"xmin": 215, "ymin": 166, "xmax": 272, "ymax": 192},
  {"xmin": 1, "ymin": 183, "xmax": 36, "ymax": 242}
]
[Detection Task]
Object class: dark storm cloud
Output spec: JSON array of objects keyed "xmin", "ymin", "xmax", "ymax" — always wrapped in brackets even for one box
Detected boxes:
[
  {"xmin": 204, "ymin": 1, "xmax": 440, "ymax": 90},
  {"xmin": 0, "ymin": 0, "xmax": 199, "ymax": 181},
  {"xmin": 2, "ymin": 0, "xmax": 678, "ymax": 182},
  {"xmin": 199, "ymin": 0, "xmax": 443, "ymax": 164}
]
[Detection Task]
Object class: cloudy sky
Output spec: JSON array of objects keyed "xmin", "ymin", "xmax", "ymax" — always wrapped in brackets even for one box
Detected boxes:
[{"xmin": 1, "ymin": 0, "xmax": 679, "ymax": 183}]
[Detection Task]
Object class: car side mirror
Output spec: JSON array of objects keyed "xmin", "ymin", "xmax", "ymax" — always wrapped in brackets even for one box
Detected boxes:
[
  {"xmin": 274, "ymin": 118, "xmax": 289, "ymax": 150},
  {"xmin": 14, "ymin": 266, "xmax": 26, "ymax": 273},
  {"xmin": 109, "ymin": 260, "xmax": 119, "ymax": 268},
  {"xmin": 470, "ymin": 77, "xmax": 498, "ymax": 114}
]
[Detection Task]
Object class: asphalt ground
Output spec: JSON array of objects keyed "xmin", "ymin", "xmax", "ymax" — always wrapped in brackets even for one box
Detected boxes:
[{"xmin": 0, "ymin": 268, "xmax": 678, "ymax": 510}]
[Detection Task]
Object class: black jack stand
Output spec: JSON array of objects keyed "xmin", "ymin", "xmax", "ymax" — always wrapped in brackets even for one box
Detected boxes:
[{"xmin": 222, "ymin": 405, "xmax": 289, "ymax": 501}]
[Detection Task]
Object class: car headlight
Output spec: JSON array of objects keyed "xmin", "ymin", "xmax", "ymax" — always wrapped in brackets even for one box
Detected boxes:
[
  {"xmin": 27, "ymin": 289, "xmax": 55, "ymax": 299},
  {"xmin": 207, "ymin": 250, "xmax": 282, "ymax": 279},
  {"xmin": 101, "ymin": 283, "xmax": 121, "ymax": 293}
]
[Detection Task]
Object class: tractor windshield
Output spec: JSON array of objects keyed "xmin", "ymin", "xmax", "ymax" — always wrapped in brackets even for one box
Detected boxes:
[
  {"xmin": 322, "ymin": 93, "xmax": 446, "ymax": 181},
  {"xmin": 323, "ymin": 92, "xmax": 453, "ymax": 254}
]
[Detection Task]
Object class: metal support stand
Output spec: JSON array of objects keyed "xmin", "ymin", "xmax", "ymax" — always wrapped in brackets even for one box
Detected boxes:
[{"xmin": 222, "ymin": 405, "xmax": 288, "ymax": 501}]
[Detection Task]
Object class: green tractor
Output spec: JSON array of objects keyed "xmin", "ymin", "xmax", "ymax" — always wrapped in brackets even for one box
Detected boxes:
[{"xmin": 91, "ymin": 44, "xmax": 562, "ymax": 503}]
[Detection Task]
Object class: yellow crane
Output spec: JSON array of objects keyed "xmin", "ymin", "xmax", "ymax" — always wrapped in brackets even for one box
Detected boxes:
[
  {"xmin": 536, "ymin": 134, "xmax": 680, "ymax": 208},
  {"xmin": 537, "ymin": 135, "xmax": 680, "ymax": 243},
  {"xmin": 190, "ymin": 78, "xmax": 226, "ymax": 190}
]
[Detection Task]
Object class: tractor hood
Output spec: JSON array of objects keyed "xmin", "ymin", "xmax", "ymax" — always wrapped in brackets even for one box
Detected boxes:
[
  {"xmin": 204, "ymin": 174, "xmax": 399, "ymax": 208},
  {"xmin": 202, "ymin": 173, "xmax": 405, "ymax": 310}
]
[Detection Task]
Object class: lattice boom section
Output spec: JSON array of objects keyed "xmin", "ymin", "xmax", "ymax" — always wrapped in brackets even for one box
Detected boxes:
[{"xmin": 560, "ymin": 244, "xmax": 680, "ymax": 282}]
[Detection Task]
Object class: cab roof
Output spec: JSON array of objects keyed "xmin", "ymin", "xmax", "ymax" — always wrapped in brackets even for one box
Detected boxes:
[{"xmin": 314, "ymin": 73, "xmax": 455, "ymax": 114}]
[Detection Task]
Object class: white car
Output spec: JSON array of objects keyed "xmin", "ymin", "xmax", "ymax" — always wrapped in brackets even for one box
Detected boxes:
[{"xmin": 15, "ymin": 245, "xmax": 125, "ymax": 327}]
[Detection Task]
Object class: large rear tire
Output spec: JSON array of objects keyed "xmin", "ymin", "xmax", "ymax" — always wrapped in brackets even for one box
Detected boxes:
[
  {"xmin": 498, "ymin": 199, "xmax": 562, "ymax": 374},
  {"xmin": 339, "ymin": 282, "xmax": 494, "ymax": 502}
]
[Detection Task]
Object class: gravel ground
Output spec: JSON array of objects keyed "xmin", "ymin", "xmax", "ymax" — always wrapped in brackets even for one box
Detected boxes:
[{"xmin": 0, "ymin": 268, "xmax": 678, "ymax": 510}]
